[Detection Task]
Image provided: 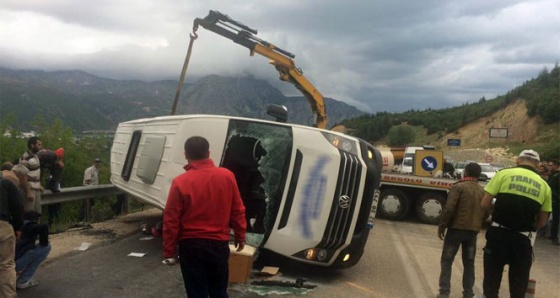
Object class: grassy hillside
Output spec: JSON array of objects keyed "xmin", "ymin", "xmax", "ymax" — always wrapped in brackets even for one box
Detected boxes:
[{"xmin": 339, "ymin": 64, "xmax": 560, "ymax": 160}]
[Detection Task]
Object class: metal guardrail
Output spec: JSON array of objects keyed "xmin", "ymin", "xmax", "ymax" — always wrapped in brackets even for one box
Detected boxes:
[
  {"xmin": 41, "ymin": 184, "xmax": 123, "ymax": 205},
  {"xmin": 41, "ymin": 184, "xmax": 128, "ymax": 223}
]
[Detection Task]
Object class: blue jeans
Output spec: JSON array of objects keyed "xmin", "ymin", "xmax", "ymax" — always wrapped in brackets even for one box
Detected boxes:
[
  {"xmin": 439, "ymin": 228, "xmax": 478, "ymax": 297},
  {"xmin": 178, "ymin": 238, "xmax": 229, "ymax": 298},
  {"xmin": 16, "ymin": 244, "xmax": 51, "ymax": 285}
]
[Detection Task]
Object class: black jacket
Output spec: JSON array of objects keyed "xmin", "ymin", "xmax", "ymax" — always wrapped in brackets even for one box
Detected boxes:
[
  {"xmin": 38, "ymin": 150, "xmax": 58, "ymax": 169},
  {"xmin": 548, "ymin": 170, "xmax": 559, "ymax": 201},
  {"xmin": 15, "ymin": 220, "xmax": 49, "ymax": 260},
  {"xmin": 0, "ymin": 175, "xmax": 23, "ymax": 231}
]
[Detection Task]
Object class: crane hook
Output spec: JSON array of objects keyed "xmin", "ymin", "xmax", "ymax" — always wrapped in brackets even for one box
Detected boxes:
[{"xmin": 170, "ymin": 30, "xmax": 198, "ymax": 115}]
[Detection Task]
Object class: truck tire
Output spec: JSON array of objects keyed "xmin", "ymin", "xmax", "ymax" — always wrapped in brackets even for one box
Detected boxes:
[
  {"xmin": 378, "ymin": 189, "xmax": 409, "ymax": 221},
  {"xmin": 415, "ymin": 192, "xmax": 446, "ymax": 225}
]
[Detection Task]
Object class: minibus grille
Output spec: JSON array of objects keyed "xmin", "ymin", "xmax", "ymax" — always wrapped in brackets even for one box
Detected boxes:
[{"xmin": 318, "ymin": 150, "xmax": 362, "ymax": 249}]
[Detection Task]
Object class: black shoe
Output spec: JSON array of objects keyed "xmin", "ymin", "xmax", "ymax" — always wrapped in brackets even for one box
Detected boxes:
[{"xmin": 552, "ymin": 238, "xmax": 560, "ymax": 246}]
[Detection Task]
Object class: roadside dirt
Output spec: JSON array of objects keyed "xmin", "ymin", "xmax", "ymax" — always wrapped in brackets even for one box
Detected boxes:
[
  {"xmin": 45, "ymin": 208, "xmax": 162, "ymax": 264},
  {"xmin": 438, "ymin": 99, "xmax": 540, "ymax": 147},
  {"xmin": 437, "ymin": 99, "xmax": 546, "ymax": 165}
]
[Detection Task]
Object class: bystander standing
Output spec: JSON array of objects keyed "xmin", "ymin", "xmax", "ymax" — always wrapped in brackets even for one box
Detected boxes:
[
  {"xmin": 437, "ymin": 163, "xmax": 487, "ymax": 298},
  {"xmin": 0, "ymin": 171, "xmax": 24, "ymax": 298},
  {"xmin": 538, "ymin": 163, "xmax": 549, "ymax": 180},
  {"xmin": 15, "ymin": 211, "xmax": 51, "ymax": 289},
  {"xmin": 1, "ymin": 162, "xmax": 19, "ymax": 186},
  {"xmin": 481, "ymin": 149, "xmax": 552, "ymax": 298},
  {"xmin": 547, "ymin": 159, "xmax": 559, "ymax": 245},
  {"xmin": 37, "ymin": 147, "xmax": 64, "ymax": 193},
  {"xmin": 12, "ymin": 163, "xmax": 30, "ymax": 207},
  {"xmin": 162, "ymin": 136, "xmax": 246, "ymax": 297},
  {"xmin": 19, "ymin": 137, "xmax": 44, "ymax": 214},
  {"xmin": 79, "ymin": 158, "xmax": 101, "ymax": 222},
  {"xmin": 443, "ymin": 156, "xmax": 456, "ymax": 178},
  {"xmin": 38, "ymin": 147, "xmax": 65, "ymax": 225}
]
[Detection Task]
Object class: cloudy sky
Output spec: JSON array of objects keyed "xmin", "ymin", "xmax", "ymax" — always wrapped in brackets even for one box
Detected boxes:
[{"xmin": 1, "ymin": 1, "xmax": 558, "ymax": 112}]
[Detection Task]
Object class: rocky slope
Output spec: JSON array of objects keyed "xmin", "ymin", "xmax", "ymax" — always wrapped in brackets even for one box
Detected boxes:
[{"xmin": 438, "ymin": 99, "xmax": 543, "ymax": 165}]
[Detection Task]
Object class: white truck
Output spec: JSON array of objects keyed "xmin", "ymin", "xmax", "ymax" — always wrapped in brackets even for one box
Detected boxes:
[{"xmin": 110, "ymin": 114, "xmax": 382, "ymax": 268}]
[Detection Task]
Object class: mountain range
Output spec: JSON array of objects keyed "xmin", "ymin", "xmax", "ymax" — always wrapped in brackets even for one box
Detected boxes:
[{"xmin": 0, "ymin": 67, "xmax": 364, "ymax": 132}]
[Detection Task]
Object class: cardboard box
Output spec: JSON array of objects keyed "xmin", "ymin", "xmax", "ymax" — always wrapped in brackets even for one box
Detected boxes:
[{"xmin": 228, "ymin": 244, "xmax": 255, "ymax": 283}]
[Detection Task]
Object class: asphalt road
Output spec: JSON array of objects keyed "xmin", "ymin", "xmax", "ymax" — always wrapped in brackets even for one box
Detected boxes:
[{"xmin": 17, "ymin": 219, "xmax": 560, "ymax": 298}]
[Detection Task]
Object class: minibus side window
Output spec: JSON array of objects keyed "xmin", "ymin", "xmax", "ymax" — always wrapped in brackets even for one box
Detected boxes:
[{"xmin": 121, "ymin": 130, "xmax": 142, "ymax": 181}]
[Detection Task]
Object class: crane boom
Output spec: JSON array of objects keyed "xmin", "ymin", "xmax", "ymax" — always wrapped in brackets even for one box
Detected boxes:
[{"xmin": 193, "ymin": 10, "xmax": 328, "ymax": 129}]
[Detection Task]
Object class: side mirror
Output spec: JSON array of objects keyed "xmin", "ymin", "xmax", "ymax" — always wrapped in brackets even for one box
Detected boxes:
[{"xmin": 266, "ymin": 105, "xmax": 288, "ymax": 123}]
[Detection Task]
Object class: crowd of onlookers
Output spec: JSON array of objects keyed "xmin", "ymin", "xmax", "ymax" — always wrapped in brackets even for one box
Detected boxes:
[
  {"xmin": 1, "ymin": 136, "xmax": 124, "ymax": 296},
  {"xmin": 536, "ymin": 159, "xmax": 560, "ymax": 245},
  {"xmin": 538, "ymin": 159, "xmax": 557, "ymax": 180},
  {"xmin": 437, "ymin": 151, "xmax": 558, "ymax": 298}
]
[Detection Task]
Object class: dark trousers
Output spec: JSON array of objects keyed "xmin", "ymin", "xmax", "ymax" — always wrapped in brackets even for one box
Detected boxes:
[
  {"xmin": 438, "ymin": 229, "xmax": 477, "ymax": 297},
  {"xmin": 45, "ymin": 166, "xmax": 63, "ymax": 192},
  {"xmin": 551, "ymin": 200, "xmax": 559, "ymax": 240},
  {"xmin": 112, "ymin": 194, "xmax": 127, "ymax": 216},
  {"xmin": 483, "ymin": 227, "xmax": 533, "ymax": 298},
  {"xmin": 47, "ymin": 203, "xmax": 62, "ymax": 225},
  {"xmin": 78, "ymin": 198, "xmax": 95, "ymax": 222},
  {"xmin": 178, "ymin": 238, "xmax": 229, "ymax": 298}
]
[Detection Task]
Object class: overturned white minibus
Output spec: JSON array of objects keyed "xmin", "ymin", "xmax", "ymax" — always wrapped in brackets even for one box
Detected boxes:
[{"xmin": 110, "ymin": 114, "xmax": 382, "ymax": 268}]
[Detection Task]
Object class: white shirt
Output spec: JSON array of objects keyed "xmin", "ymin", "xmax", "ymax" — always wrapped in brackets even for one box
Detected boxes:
[{"xmin": 83, "ymin": 165, "xmax": 99, "ymax": 185}]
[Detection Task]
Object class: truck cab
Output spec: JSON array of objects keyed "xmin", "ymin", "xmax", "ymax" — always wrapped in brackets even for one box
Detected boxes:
[{"xmin": 398, "ymin": 157, "xmax": 413, "ymax": 174}]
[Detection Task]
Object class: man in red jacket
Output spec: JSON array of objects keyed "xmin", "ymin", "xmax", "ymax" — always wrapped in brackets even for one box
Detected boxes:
[{"xmin": 162, "ymin": 136, "xmax": 246, "ymax": 298}]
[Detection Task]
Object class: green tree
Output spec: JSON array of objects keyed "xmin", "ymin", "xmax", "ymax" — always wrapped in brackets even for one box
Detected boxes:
[
  {"xmin": 0, "ymin": 112, "xmax": 26, "ymax": 164},
  {"xmin": 388, "ymin": 126, "xmax": 415, "ymax": 146}
]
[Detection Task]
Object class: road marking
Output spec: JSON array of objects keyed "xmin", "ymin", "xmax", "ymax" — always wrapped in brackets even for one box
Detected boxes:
[
  {"xmin": 387, "ymin": 221, "xmax": 432, "ymax": 298},
  {"xmin": 346, "ymin": 282, "xmax": 377, "ymax": 295}
]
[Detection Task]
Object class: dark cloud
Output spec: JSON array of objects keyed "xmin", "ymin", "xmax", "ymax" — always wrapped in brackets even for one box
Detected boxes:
[{"xmin": 0, "ymin": 0, "xmax": 558, "ymax": 113}]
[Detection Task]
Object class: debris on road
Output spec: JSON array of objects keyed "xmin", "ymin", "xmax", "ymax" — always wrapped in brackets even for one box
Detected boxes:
[
  {"xmin": 253, "ymin": 266, "xmax": 279, "ymax": 278},
  {"xmin": 252, "ymin": 278, "xmax": 317, "ymax": 289},
  {"xmin": 74, "ymin": 242, "xmax": 92, "ymax": 251},
  {"xmin": 247, "ymin": 278, "xmax": 317, "ymax": 296},
  {"xmin": 127, "ymin": 252, "xmax": 146, "ymax": 257}
]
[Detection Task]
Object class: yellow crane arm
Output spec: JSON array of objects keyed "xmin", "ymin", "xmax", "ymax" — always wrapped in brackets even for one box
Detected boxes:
[{"xmin": 193, "ymin": 10, "xmax": 328, "ymax": 129}]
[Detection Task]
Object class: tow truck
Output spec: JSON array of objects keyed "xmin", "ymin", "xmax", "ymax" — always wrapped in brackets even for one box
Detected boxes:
[{"xmin": 376, "ymin": 149, "xmax": 486, "ymax": 225}]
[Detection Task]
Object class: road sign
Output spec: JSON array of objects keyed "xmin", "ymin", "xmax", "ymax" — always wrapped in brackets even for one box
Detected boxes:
[
  {"xmin": 414, "ymin": 150, "xmax": 443, "ymax": 177},
  {"xmin": 485, "ymin": 155, "xmax": 493, "ymax": 163},
  {"xmin": 421, "ymin": 156, "xmax": 438, "ymax": 171},
  {"xmin": 447, "ymin": 139, "xmax": 461, "ymax": 146},
  {"xmin": 489, "ymin": 128, "xmax": 508, "ymax": 138}
]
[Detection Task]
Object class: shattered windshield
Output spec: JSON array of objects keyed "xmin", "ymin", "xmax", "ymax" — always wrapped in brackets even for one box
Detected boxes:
[{"xmin": 220, "ymin": 120, "xmax": 293, "ymax": 248}]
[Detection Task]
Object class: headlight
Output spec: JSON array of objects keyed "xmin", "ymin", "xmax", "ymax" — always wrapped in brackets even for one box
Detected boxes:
[
  {"xmin": 321, "ymin": 132, "xmax": 358, "ymax": 155},
  {"xmin": 294, "ymin": 248, "xmax": 335, "ymax": 263},
  {"xmin": 317, "ymin": 249, "xmax": 328, "ymax": 261},
  {"xmin": 305, "ymin": 249, "xmax": 315, "ymax": 260}
]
